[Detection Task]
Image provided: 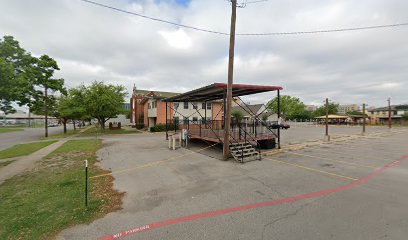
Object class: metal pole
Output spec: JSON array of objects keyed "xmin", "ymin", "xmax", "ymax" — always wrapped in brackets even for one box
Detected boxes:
[
  {"xmin": 325, "ymin": 98, "xmax": 329, "ymax": 136},
  {"xmin": 277, "ymin": 90, "xmax": 281, "ymax": 149},
  {"xmin": 362, "ymin": 103, "xmax": 366, "ymax": 134},
  {"xmin": 223, "ymin": 0, "xmax": 237, "ymax": 160},
  {"xmin": 388, "ymin": 98, "xmax": 392, "ymax": 129},
  {"xmin": 204, "ymin": 101, "xmax": 207, "ymax": 125},
  {"xmin": 166, "ymin": 101, "xmax": 168, "ymax": 140},
  {"xmin": 85, "ymin": 159, "xmax": 88, "ymax": 208}
]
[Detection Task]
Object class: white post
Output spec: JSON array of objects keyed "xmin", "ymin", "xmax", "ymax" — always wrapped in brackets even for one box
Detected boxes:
[
  {"xmin": 172, "ymin": 136, "xmax": 176, "ymax": 150},
  {"xmin": 169, "ymin": 137, "xmax": 171, "ymax": 149},
  {"xmin": 179, "ymin": 133, "xmax": 182, "ymax": 147}
]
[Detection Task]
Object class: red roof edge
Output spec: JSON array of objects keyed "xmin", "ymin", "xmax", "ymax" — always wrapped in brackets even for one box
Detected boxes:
[{"xmin": 214, "ymin": 83, "xmax": 283, "ymax": 91}]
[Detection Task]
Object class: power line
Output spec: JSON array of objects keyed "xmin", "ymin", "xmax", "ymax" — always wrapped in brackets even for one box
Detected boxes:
[
  {"xmin": 80, "ymin": 0, "xmax": 228, "ymax": 35},
  {"xmin": 238, "ymin": 22, "xmax": 408, "ymax": 35},
  {"xmin": 246, "ymin": 0, "xmax": 269, "ymax": 4},
  {"xmin": 79, "ymin": 0, "xmax": 408, "ymax": 36}
]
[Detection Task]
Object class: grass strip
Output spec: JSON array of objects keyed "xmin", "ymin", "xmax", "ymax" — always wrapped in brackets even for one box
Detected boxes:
[
  {"xmin": 78, "ymin": 126, "xmax": 141, "ymax": 137},
  {"xmin": 0, "ymin": 141, "xmax": 57, "ymax": 159},
  {"xmin": 0, "ymin": 139, "xmax": 123, "ymax": 240},
  {"xmin": 41, "ymin": 129, "xmax": 80, "ymax": 140},
  {"xmin": 0, "ymin": 128, "xmax": 23, "ymax": 134}
]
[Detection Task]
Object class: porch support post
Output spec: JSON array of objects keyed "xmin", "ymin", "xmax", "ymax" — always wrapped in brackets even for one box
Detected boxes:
[
  {"xmin": 277, "ymin": 90, "xmax": 281, "ymax": 149},
  {"xmin": 165, "ymin": 101, "xmax": 168, "ymax": 140},
  {"xmin": 204, "ymin": 101, "xmax": 207, "ymax": 124}
]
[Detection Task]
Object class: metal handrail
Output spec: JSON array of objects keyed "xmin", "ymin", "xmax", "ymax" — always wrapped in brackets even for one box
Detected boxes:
[{"xmin": 232, "ymin": 97, "xmax": 278, "ymax": 138}]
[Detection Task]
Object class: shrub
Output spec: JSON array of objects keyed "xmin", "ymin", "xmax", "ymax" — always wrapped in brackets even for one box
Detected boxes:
[
  {"xmin": 150, "ymin": 124, "xmax": 179, "ymax": 132},
  {"xmin": 135, "ymin": 124, "xmax": 145, "ymax": 129}
]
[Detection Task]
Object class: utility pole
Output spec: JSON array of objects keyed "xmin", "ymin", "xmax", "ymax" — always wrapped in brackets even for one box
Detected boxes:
[
  {"xmin": 388, "ymin": 98, "xmax": 391, "ymax": 129},
  {"xmin": 324, "ymin": 98, "xmax": 330, "ymax": 141},
  {"xmin": 223, "ymin": 0, "xmax": 237, "ymax": 160},
  {"xmin": 362, "ymin": 103, "xmax": 366, "ymax": 135}
]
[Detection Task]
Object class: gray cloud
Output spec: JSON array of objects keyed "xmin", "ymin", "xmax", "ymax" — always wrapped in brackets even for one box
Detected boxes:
[{"xmin": 1, "ymin": 0, "xmax": 407, "ymax": 108}]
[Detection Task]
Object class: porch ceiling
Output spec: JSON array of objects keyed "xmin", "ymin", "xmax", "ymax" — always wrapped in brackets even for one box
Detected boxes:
[{"xmin": 164, "ymin": 83, "xmax": 283, "ymax": 102}]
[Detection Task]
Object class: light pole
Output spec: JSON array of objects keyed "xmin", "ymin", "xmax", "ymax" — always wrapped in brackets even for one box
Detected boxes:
[
  {"xmin": 362, "ymin": 103, "xmax": 366, "ymax": 135},
  {"xmin": 324, "ymin": 98, "xmax": 330, "ymax": 141},
  {"xmin": 387, "ymin": 98, "xmax": 392, "ymax": 129}
]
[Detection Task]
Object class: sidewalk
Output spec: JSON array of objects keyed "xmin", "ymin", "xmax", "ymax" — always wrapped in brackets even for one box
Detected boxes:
[{"xmin": 0, "ymin": 140, "xmax": 67, "ymax": 185}]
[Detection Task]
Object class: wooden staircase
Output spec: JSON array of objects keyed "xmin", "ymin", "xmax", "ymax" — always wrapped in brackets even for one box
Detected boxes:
[{"xmin": 229, "ymin": 142, "xmax": 261, "ymax": 163}]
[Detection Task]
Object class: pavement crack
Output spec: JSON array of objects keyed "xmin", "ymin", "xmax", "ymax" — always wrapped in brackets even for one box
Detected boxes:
[
  {"xmin": 260, "ymin": 199, "xmax": 319, "ymax": 240},
  {"xmin": 246, "ymin": 175, "xmax": 286, "ymax": 199}
]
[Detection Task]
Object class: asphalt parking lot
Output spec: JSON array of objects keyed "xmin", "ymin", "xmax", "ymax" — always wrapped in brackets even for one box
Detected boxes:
[{"xmin": 59, "ymin": 126, "xmax": 408, "ymax": 240}]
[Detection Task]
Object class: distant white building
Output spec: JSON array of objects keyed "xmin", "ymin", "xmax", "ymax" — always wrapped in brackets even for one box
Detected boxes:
[
  {"xmin": 0, "ymin": 110, "xmax": 54, "ymax": 125},
  {"xmin": 305, "ymin": 105, "xmax": 318, "ymax": 111},
  {"xmin": 337, "ymin": 104, "xmax": 360, "ymax": 115}
]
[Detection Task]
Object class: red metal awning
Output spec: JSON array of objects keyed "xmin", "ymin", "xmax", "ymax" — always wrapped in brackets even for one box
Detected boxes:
[{"xmin": 164, "ymin": 83, "xmax": 283, "ymax": 102}]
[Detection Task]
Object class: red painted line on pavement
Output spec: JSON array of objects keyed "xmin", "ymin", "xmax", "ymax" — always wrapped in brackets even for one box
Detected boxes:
[{"xmin": 97, "ymin": 157, "xmax": 405, "ymax": 240}]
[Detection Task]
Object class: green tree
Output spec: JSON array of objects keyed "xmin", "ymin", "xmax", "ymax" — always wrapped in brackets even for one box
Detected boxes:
[
  {"xmin": 31, "ymin": 55, "xmax": 65, "ymax": 137},
  {"xmin": 401, "ymin": 112, "xmax": 408, "ymax": 121},
  {"xmin": 231, "ymin": 110, "xmax": 244, "ymax": 122},
  {"xmin": 83, "ymin": 81, "xmax": 127, "ymax": 130},
  {"xmin": 0, "ymin": 36, "xmax": 36, "ymax": 110},
  {"xmin": 346, "ymin": 111, "xmax": 365, "ymax": 116},
  {"xmin": 314, "ymin": 103, "xmax": 339, "ymax": 117},
  {"xmin": 267, "ymin": 95, "xmax": 311, "ymax": 120}
]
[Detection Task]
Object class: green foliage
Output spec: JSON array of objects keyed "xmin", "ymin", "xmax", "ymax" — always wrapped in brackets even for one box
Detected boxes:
[
  {"xmin": 401, "ymin": 113, "xmax": 408, "ymax": 121},
  {"xmin": 0, "ymin": 36, "xmax": 65, "ymax": 127},
  {"xmin": 261, "ymin": 114, "xmax": 268, "ymax": 121},
  {"xmin": 267, "ymin": 95, "xmax": 312, "ymax": 120},
  {"xmin": 135, "ymin": 124, "xmax": 145, "ymax": 129},
  {"xmin": 150, "ymin": 124, "xmax": 178, "ymax": 132},
  {"xmin": 150, "ymin": 124, "xmax": 167, "ymax": 132},
  {"xmin": 0, "ymin": 141, "xmax": 57, "ymax": 159},
  {"xmin": 231, "ymin": 110, "xmax": 244, "ymax": 121},
  {"xmin": 0, "ymin": 100, "xmax": 16, "ymax": 115},
  {"xmin": 57, "ymin": 88, "xmax": 87, "ymax": 121},
  {"xmin": 0, "ymin": 128, "xmax": 23, "ymax": 134},
  {"xmin": 346, "ymin": 111, "xmax": 365, "ymax": 116},
  {"xmin": 314, "ymin": 102, "xmax": 339, "ymax": 117},
  {"xmin": 0, "ymin": 139, "xmax": 122, "ymax": 240},
  {"xmin": 125, "ymin": 110, "xmax": 131, "ymax": 119},
  {"xmin": 0, "ymin": 36, "xmax": 37, "ymax": 110},
  {"xmin": 82, "ymin": 81, "xmax": 127, "ymax": 130}
]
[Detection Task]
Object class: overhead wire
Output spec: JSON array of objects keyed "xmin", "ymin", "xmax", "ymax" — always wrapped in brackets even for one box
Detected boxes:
[{"xmin": 79, "ymin": 0, "xmax": 408, "ymax": 36}]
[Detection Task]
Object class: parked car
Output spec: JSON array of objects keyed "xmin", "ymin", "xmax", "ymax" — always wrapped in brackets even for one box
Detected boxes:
[
  {"xmin": 269, "ymin": 123, "xmax": 290, "ymax": 130},
  {"xmin": 47, "ymin": 123, "xmax": 59, "ymax": 127}
]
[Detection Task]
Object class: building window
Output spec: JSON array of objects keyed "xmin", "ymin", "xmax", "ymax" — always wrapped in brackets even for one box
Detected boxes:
[
  {"xmin": 207, "ymin": 103, "xmax": 212, "ymax": 110},
  {"xmin": 174, "ymin": 103, "xmax": 179, "ymax": 109},
  {"xmin": 184, "ymin": 102, "xmax": 189, "ymax": 109},
  {"xmin": 183, "ymin": 117, "xmax": 189, "ymax": 124},
  {"xmin": 193, "ymin": 103, "xmax": 198, "ymax": 109},
  {"xmin": 174, "ymin": 117, "xmax": 179, "ymax": 123},
  {"xmin": 192, "ymin": 117, "xmax": 198, "ymax": 122},
  {"xmin": 148, "ymin": 103, "xmax": 151, "ymax": 109},
  {"xmin": 202, "ymin": 103, "xmax": 206, "ymax": 109}
]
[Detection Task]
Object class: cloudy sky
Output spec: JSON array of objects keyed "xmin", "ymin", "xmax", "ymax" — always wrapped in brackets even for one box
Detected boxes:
[{"xmin": 1, "ymin": 0, "xmax": 407, "ymax": 108}]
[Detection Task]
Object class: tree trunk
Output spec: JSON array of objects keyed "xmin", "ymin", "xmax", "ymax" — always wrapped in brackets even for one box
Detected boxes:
[
  {"xmin": 63, "ymin": 120, "xmax": 67, "ymax": 133},
  {"xmin": 73, "ymin": 121, "xmax": 76, "ymax": 130},
  {"xmin": 100, "ymin": 119, "xmax": 105, "ymax": 131}
]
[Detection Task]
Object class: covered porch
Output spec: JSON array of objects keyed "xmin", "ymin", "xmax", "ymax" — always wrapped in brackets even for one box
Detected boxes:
[{"xmin": 164, "ymin": 83, "xmax": 283, "ymax": 150}]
